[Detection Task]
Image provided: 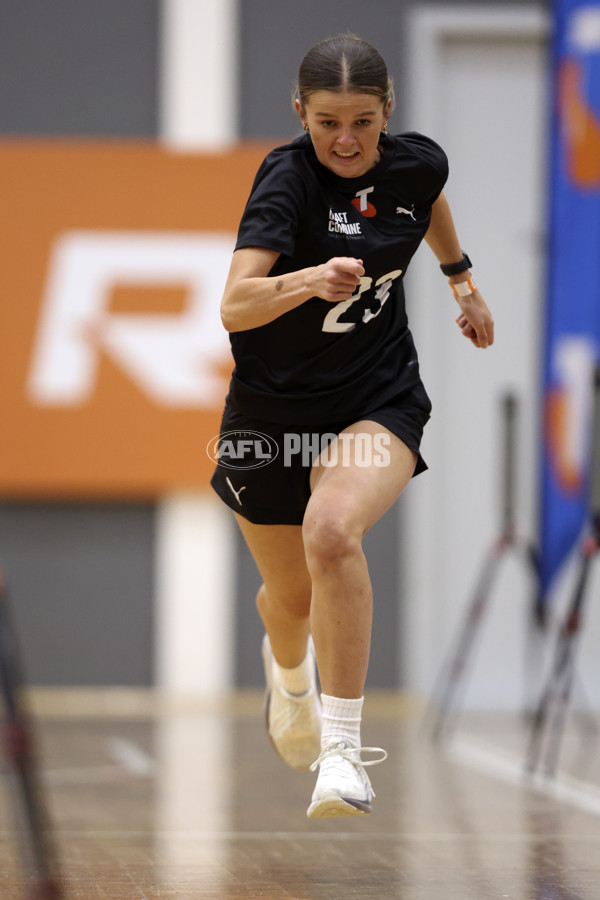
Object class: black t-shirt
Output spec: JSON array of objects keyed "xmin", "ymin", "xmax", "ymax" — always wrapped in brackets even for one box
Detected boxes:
[{"xmin": 228, "ymin": 131, "xmax": 448, "ymax": 425}]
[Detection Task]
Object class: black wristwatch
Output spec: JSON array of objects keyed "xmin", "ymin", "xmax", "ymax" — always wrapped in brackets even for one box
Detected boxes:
[{"xmin": 440, "ymin": 253, "xmax": 472, "ymax": 277}]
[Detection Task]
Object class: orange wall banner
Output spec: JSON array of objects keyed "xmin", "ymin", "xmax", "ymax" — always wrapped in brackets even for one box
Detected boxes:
[{"xmin": 0, "ymin": 140, "xmax": 273, "ymax": 498}]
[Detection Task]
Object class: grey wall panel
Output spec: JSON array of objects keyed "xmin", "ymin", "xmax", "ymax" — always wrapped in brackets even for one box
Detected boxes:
[
  {"xmin": 0, "ymin": 504, "xmax": 155, "ymax": 686},
  {"xmin": 0, "ymin": 2, "xmax": 160, "ymax": 685},
  {"xmin": 234, "ymin": 504, "xmax": 400, "ymax": 688},
  {"xmin": 0, "ymin": 0, "xmax": 160, "ymax": 136}
]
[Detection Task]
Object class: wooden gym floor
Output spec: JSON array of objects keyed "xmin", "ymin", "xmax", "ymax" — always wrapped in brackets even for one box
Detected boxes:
[{"xmin": 1, "ymin": 689, "xmax": 600, "ymax": 899}]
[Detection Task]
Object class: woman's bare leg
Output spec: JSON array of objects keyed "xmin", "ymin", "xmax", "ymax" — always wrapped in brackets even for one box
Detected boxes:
[
  {"xmin": 233, "ymin": 517, "xmax": 311, "ymax": 668},
  {"xmin": 303, "ymin": 421, "xmax": 417, "ymax": 698}
]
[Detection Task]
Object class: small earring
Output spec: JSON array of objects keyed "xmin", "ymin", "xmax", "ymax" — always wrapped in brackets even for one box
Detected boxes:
[
  {"xmin": 383, "ymin": 121, "xmax": 388, "ymax": 133},
  {"xmin": 303, "ymin": 124, "xmax": 310, "ymax": 132}
]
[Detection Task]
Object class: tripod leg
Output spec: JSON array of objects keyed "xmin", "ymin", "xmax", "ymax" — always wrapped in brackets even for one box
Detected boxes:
[
  {"xmin": 427, "ymin": 540, "xmax": 505, "ymax": 741},
  {"xmin": 525, "ymin": 544, "xmax": 594, "ymax": 775},
  {"xmin": 526, "ymin": 543, "xmax": 546, "ymax": 629},
  {"xmin": 525, "ymin": 628, "xmax": 569, "ymax": 774},
  {"xmin": 543, "ymin": 541, "xmax": 598, "ymax": 774},
  {"xmin": 543, "ymin": 640, "xmax": 578, "ymax": 777},
  {"xmin": 518, "ymin": 540, "xmax": 547, "ymax": 718}
]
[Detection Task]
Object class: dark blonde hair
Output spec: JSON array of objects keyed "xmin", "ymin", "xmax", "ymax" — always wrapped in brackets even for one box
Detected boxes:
[{"xmin": 296, "ymin": 33, "xmax": 394, "ymax": 110}]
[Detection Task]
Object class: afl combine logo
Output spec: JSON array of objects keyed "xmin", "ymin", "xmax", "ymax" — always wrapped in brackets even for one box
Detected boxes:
[
  {"xmin": 207, "ymin": 430, "xmax": 279, "ymax": 470},
  {"xmin": 328, "ymin": 209, "xmax": 363, "ymax": 236}
]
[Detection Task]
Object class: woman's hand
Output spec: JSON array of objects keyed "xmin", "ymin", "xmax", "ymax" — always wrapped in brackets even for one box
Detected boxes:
[
  {"xmin": 307, "ymin": 257, "xmax": 365, "ymax": 302},
  {"xmin": 455, "ymin": 288, "xmax": 494, "ymax": 349}
]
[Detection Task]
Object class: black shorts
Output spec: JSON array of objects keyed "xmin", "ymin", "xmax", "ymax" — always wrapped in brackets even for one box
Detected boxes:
[{"xmin": 210, "ymin": 387, "xmax": 431, "ymax": 526}]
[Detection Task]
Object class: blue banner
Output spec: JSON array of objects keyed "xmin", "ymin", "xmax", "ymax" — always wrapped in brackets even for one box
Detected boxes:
[{"xmin": 540, "ymin": 1, "xmax": 600, "ymax": 595}]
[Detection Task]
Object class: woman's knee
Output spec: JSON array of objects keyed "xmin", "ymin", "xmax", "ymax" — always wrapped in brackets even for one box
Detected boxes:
[
  {"xmin": 256, "ymin": 581, "xmax": 311, "ymax": 620},
  {"xmin": 302, "ymin": 507, "xmax": 361, "ymax": 574}
]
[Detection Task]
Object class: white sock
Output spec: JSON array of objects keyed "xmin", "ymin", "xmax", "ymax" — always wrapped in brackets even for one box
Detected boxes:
[
  {"xmin": 273, "ymin": 649, "xmax": 313, "ymax": 696},
  {"xmin": 321, "ymin": 694, "xmax": 364, "ymax": 749}
]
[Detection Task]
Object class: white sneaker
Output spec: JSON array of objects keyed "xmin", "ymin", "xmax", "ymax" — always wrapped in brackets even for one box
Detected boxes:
[
  {"xmin": 262, "ymin": 634, "xmax": 322, "ymax": 771},
  {"xmin": 306, "ymin": 742, "xmax": 388, "ymax": 818}
]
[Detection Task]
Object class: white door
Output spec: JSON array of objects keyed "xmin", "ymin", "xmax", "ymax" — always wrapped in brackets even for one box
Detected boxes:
[{"xmin": 403, "ymin": 8, "xmax": 550, "ymax": 708}]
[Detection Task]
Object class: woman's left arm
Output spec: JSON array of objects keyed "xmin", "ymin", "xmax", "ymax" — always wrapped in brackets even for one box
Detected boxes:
[{"xmin": 424, "ymin": 191, "xmax": 494, "ymax": 350}]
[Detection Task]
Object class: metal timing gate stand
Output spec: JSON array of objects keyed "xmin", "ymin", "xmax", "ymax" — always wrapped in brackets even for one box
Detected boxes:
[
  {"xmin": 0, "ymin": 569, "xmax": 64, "ymax": 899},
  {"xmin": 526, "ymin": 365, "xmax": 600, "ymax": 777},
  {"xmin": 425, "ymin": 393, "xmax": 543, "ymax": 741}
]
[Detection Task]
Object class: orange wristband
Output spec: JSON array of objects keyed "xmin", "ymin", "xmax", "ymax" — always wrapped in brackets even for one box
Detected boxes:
[{"xmin": 450, "ymin": 277, "xmax": 477, "ymax": 298}]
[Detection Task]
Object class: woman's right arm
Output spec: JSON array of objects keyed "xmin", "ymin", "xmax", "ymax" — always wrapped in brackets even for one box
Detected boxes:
[{"xmin": 220, "ymin": 247, "xmax": 365, "ymax": 332}]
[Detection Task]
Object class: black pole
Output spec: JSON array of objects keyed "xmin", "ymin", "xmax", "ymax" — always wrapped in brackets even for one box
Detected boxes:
[
  {"xmin": 502, "ymin": 392, "xmax": 517, "ymax": 539},
  {"xmin": 0, "ymin": 571, "xmax": 63, "ymax": 899},
  {"xmin": 590, "ymin": 366, "xmax": 600, "ymax": 531}
]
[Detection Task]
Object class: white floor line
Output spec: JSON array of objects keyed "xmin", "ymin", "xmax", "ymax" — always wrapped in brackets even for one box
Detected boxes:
[
  {"xmin": 448, "ymin": 733, "xmax": 600, "ymax": 820},
  {"xmin": 5, "ymin": 829, "xmax": 600, "ymax": 841},
  {"xmin": 36, "ymin": 739, "xmax": 156, "ymax": 786},
  {"xmin": 106, "ymin": 737, "xmax": 156, "ymax": 775},
  {"xmin": 41, "ymin": 764, "xmax": 136, "ymax": 786}
]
